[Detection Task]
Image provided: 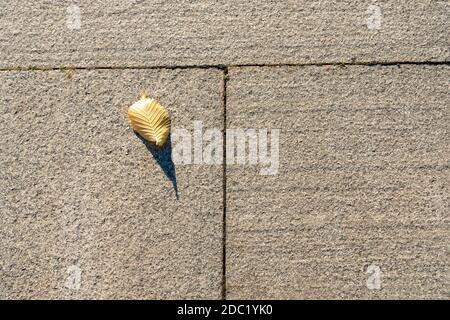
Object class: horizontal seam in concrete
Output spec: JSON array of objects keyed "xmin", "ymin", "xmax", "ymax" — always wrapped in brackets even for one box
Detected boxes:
[{"xmin": 0, "ymin": 61, "xmax": 448, "ymax": 72}]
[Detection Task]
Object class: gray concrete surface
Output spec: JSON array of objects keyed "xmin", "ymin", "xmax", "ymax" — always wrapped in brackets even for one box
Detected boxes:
[
  {"xmin": 226, "ymin": 65, "xmax": 449, "ymax": 299},
  {"xmin": 0, "ymin": 0, "xmax": 448, "ymax": 68},
  {"xmin": 0, "ymin": 69, "xmax": 224, "ymax": 299}
]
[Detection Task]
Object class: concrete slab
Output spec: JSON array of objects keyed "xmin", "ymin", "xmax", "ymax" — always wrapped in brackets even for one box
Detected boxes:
[
  {"xmin": 0, "ymin": 1, "xmax": 448, "ymax": 68},
  {"xmin": 0, "ymin": 68, "xmax": 224, "ymax": 299},
  {"xmin": 226, "ymin": 65, "xmax": 449, "ymax": 299}
]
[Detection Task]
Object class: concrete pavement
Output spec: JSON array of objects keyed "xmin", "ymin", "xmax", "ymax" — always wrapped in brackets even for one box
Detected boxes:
[{"xmin": 226, "ymin": 65, "xmax": 449, "ymax": 299}]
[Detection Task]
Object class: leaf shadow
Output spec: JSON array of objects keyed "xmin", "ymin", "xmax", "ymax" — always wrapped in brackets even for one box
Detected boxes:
[{"xmin": 135, "ymin": 132, "xmax": 179, "ymax": 200}]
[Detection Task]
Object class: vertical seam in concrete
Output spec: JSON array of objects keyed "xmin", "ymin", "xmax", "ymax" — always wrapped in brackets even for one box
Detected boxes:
[{"xmin": 221, "ymin": 67, "xmax": 228, "ymax": 300}]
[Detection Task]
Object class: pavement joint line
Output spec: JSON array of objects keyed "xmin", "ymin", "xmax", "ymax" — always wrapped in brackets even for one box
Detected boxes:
[
  {"xmin": 228, "ymin": 60, "xmax": 450, "ymax": 68},
  {"xmin": 221, "ymin": 67, "xmax": 229, "ymax": 300},
  {"xmin": 0, "ymin": 61, "xmax": 448, "ymax": 72}
]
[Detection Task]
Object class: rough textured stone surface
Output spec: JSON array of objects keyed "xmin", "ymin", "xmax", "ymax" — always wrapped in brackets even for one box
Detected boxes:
[
  {"xmin": 0, "ymin": 68, "xmax": 224, "ymax": 299},
  {"xmin": 226, "ymin": 65, "xmax": 449, "ymax": 299},
  {"xmin": 0, "ymin": 0, "xmax": 448, "ymax": 68}
]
